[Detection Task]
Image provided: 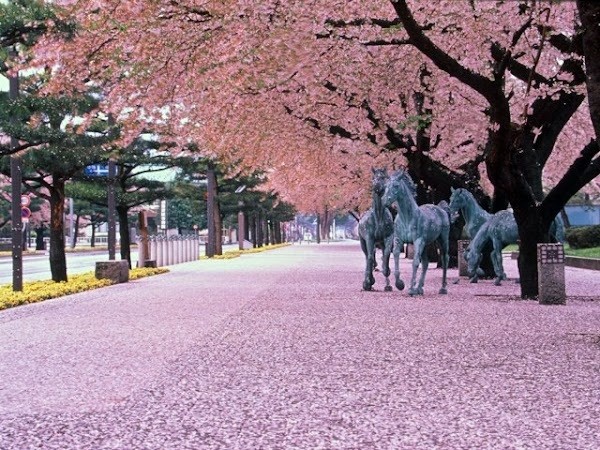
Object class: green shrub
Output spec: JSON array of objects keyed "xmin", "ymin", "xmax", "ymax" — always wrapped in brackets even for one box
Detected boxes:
[{"xmin": 565, "ymin": 225, "xmax": 600, "ymax": 249}]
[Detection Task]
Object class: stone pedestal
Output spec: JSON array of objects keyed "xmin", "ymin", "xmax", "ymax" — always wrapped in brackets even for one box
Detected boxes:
[
  {"xmin": 458, "ymin": 240, "xmax": 470, "ymax": 276},
  {"xmin": 537, "ymin": 243, "xmax": 566, "ymax": 305},
  {"xmin": 241, "ymin": 239, "xmax": 254, "ymax": 250},
  {"xmin": 95, "ymin": 260, "xmax": 129, "ymax": 283},
  {"xmin": 144, "ymin": 260, "xmax": 157, "ymax": 268}
]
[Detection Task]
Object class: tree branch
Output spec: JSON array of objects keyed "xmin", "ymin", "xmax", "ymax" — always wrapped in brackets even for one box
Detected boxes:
[
  {"xmin": 542, "ymin": 139, "xmax": 600, "ymax": 221},
  {"xmin": 390, "ymin": 0, "xmax": 497, "ymax": 103}
]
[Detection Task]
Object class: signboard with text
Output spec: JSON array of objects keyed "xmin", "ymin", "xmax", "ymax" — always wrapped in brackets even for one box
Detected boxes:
[{"xmin": 84, "ymin": 164, "xmax": 110, "ymax": 177}]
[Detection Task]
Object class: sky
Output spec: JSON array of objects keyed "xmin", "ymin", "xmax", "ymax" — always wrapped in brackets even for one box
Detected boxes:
[{"xmin": 0, "ymin": 75, "xmax": 8, "ymax": 92}]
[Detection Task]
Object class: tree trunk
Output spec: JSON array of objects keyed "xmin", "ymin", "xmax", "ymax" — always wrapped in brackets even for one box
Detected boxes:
[
  {"xmin": 577, "ymin": 0, "xmax": 600, "ymax": 139},
  {"xmin": 264, "ymin": 218, "xmax": 270, "ymax": 245},
  {"xmin": 215, "ymin": 210, "xmax": 223, "ymax": 255},
  {"xmin": 274, "ymin": 221, "xmax": 282, "ymax": 244},
  {"xmin": 250, "ymin": 213, "xmax": 257, "ymax": 248},
  {"xmin": 516, "ymin": 210, "xmax": 546, "ymax": 299},
  {"xmin": 49, "ymin": 177, "xmax": 67, "ymax": 282},
  {"xmin": 257, "ymin": 211, "xmax": 264, "ymax": 247},
  {"xmin": 320, "ymin": 207, "xmax": 332, "ymax": 240},
  {"xmin": 71, "ymin": 214, "xmax": 81, "ymax": 248},
  {"xmin": 244, "ymin": 213, "xmax": 250, "ymax": 243},
  {"xmin": 91, "ymin": 224, "xmax": 96, "ymax": 247},
  {"xmin": 117, "ymin": 204, "xmax": 131, "ymax": 268},
  {"xmin": 206, "ymin": 164, "xmax": 217, "ymax": 257},
  {"xmin": 35, "ymin": 226, "xmax": 46, "ymax": 250},
  {"xmin": 316, "ymin": 214, "xmax": 321, "ymax": 244}
]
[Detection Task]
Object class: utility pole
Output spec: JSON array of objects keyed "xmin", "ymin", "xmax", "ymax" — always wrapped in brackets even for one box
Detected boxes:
[{"xmin": 10, "ymin": 70, "xmax": 23, "ymax": 291}]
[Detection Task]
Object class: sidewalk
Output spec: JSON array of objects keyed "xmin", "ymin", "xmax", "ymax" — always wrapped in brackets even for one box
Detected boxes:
[{"xmin": 1, "ymin": 241, "xmax": 599, "ymax": 449}]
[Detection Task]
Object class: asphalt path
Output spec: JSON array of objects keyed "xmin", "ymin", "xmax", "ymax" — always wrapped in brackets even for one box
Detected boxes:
[
  {"xmin": 0, "ymin": 241, "xmax": 599, "ymax": 449},
  {"xmin": 0, "ymin": 250, "xmax": 139, "ymax": 285}
]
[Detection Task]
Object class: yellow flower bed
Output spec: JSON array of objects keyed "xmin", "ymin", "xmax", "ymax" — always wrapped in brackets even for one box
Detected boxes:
[
  {"xmin": 200, "ymin": 243, "xmax": 290, "ymax": 260},
  {"xmin": 130, "ymin": 267, "xmax": 169, "ymax": 279},
  {"xmin": 0, "ymin": 267, "xmax": 169, "ymax": 311}
]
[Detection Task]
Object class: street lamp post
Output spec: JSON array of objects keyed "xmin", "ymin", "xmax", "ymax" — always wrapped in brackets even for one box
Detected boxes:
[{"xmin": 235, "ymin": 185, "xmax": 247, "ymax": 251}]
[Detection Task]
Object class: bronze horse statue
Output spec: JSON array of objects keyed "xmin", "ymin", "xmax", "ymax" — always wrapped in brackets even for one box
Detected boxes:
[
  {"xmin": 450, "ymin": 187, "xmax": 565, "ymax": 285},
  {"xmin": 358, "ymin": 168, "xmax": 394, "ymax": 291},
  {"xmin": 382, "ymin": 169, "xmax": 450, "ymax": 296}
]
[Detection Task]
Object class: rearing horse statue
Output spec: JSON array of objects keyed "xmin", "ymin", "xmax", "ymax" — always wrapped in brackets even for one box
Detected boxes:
[
  {"xmin": 358, "ymin": 168, "xmax": 394, "ymax": 291},
  {"xmin": 382, "ymin": 169, "xmax": 450, "ymax": 296}
]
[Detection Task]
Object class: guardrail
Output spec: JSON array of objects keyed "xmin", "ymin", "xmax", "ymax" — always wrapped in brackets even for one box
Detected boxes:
[{"xmin": 138, "ymin": 235, "xmax": 200, "ymax": 267}]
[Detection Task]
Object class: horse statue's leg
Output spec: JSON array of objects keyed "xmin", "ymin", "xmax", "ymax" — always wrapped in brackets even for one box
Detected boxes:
[
  {"xmin": 438, "ymin": 234, "xmax": 449, "ymax": 295},
  {"xmin": 409, "ymin": 239, "xmax": 425, "ymax": 296},
  {"xmin": 490, "ymin": 238, "xmax": 504, "ymax": 286},
  {"xmin": 382, "ymin": 235, "xmax": 393, "ymax": 292},
  {"xmin": 360, "ymin": 237, "xmax": 375, "ymax": 291},
  {"xmin": 415, "ymin": 247, "xmax": 429, "ymax": 296},
  {"xmin": 392, "ymin": 237, "xmax": 405, "ymax": 290}
]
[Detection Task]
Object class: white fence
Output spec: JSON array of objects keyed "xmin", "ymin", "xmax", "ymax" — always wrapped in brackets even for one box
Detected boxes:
[{"xmin": 138, "ymin": 235, "xmax": 200, "ymax": 267}]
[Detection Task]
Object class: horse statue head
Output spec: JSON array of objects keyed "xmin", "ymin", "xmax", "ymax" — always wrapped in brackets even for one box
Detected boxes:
[
  {"xmin": 382, "ymin": 168, "xmax": 416, "ymax": 208},
  {"xmin": 448, "ymin": 187, "xmax": 469, "ymax": 215},
  {"xmin": 449, "ymin": 187, "xmax": 469, "ymax": 223},
  {"xmin": 371, "ymin": 167, "xmax": 389, "ymax": 197},
  {"xmin": 463, "ymin": 245, "xmax": 481, "ymax": 278}
]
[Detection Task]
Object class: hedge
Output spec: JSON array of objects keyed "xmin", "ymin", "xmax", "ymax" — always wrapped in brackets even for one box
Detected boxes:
[{"xmin": 565, "ymin": 225, "xmax": 600, "ymax": 249}]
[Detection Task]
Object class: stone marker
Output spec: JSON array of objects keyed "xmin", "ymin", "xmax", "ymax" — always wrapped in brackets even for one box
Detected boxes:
[
  {"xmin": 458, "ymin": 240, "xmax": 470, "ymax": 276},
  {"xmin": 537, "ymin": 243, "xmax": 566, "ymax": 305},
  {"xmin": 95, "ymin": 260, "xmax": 129, "ymax": 284}
]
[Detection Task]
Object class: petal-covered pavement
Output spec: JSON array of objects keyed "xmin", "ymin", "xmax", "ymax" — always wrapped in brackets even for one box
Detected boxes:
[{"xmin": 1, "ymin": 242, "xmax": 599, "ymax": 449}]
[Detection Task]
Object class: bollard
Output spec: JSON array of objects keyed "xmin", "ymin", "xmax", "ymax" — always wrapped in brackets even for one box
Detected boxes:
[
  {"xmin": 537, "ymin": 243, "xmax": 566, "ymax": 305},
  {"xmin": 458, "ymin": 240, "xmax": 470, "ymax": 276},
  {"xmin": 149, "ymin": 236, "xmax": 157, "ymax": 266},
  {"xmin": 163, "ymin": 236, "xmax": 169, "ymax": 266},
  {"xmin": 156, "ymin": 236, "xmax": 164, "ymax": 267},
  {"xmin": 175, "ymin": 236, "xmax": 181, "ymax": 264},
  {"xmin": 137, "ymin": 236, "xmax": 146, "ymax": 268},
  {"xmin": 179, "ymin": 236, "xmax": 184, "ymax": 263}
]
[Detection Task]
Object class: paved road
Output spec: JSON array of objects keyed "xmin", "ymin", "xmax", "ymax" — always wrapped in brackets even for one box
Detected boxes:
[
  {"xmin": 0, "ymin": 251, "xmax": 138, "ymax": 285},
  {"xmin": 0, "ymin": 242, "xmax": 599, "ymax": 449}
]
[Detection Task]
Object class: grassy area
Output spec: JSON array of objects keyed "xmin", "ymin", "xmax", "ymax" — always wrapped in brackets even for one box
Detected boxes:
[
  {"xmin": 565, "ymin": 246, "xmax": 600, "ymax": 259},
  {"xmin": 503, "ymin": 244, "xmax": 600, "ymax": 259},
  {"xmin": 0, "ymin": 267, "xmax": 169, "ymax": 312}
]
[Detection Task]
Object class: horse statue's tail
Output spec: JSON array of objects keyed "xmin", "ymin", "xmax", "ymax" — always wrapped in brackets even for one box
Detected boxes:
[{"xmin": 551, "ymin": 214, "xmax": 566, "ymax": 243}]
